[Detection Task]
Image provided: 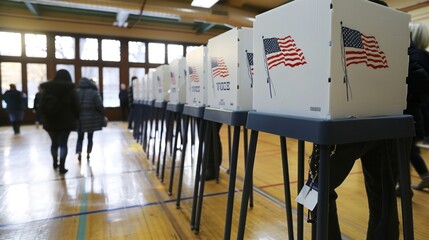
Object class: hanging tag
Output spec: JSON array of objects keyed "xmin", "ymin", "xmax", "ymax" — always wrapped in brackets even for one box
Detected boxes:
[
  {"xmin": 303, "ymin": 186, "xmax": 318, "ymax": 211},
  {"xmin": 296, "ymin": 184, "xmax": 311, "ymax": 205}
]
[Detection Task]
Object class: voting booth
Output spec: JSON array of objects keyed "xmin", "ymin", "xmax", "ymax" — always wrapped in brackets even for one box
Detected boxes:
[
  {"xmin": 154, "ymin": 65, "xmax": 170, "ymax": 102},
  {"xmin": 186, "ymin": 46, "xmax": 208, "ymax": 107},
  {"xmin": 147, "ymin": 70, "xmax": 155, "ymax": 101},
  {"xmin": 207, "ymin": 27, "xmax": 253, "ymax": 110},
  {"xmin": 252, "ymin": 0, "xmax": 410, "ymax": 119},
  {"xmin": 169, "ymin": 57, "xmax": 187, "ymax": 104},
  {"xmin": 133, "ymin": 76, "xmax": 144, "ymax": 102},
  {"xmin": 141, "ymin": 74, "xmax": 148, "ymax": 101}
]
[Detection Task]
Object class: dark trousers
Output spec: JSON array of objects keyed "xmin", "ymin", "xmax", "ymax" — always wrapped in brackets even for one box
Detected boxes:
[
  {"xmin": 48, "ymin": 131, "xmax": 71, "ymax": 160},
  {"xmin": 327, "ymin": 140, "xmax": 399, "ymax": 240},
  {"xmin": 128, "ymin": 107, "xmax": 134, "ymax": 129},
  {"xmin": 120, "ymin": 105, "xmax": 129, "ymax": 122},
  {"xmin": 410, "ymin": 138, "xmax": 429, "ymax": 175},
  {"xmin": 76, "ymin": 131, "xmax": 94, "ymax": 154},
  {"xmin": 206, "ymin": 123, "xmax": 223, "ymax": 175}
]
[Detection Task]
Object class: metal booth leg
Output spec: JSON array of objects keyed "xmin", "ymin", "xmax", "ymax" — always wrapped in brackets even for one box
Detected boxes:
[
  {"xmin": 176, "ymin": 115, "xmax": 190, "ymax": 208},
  {"xmin": 223, "ymin": 125, "xmax": 241, "ymax": 240},
  {"xmin": 237, "ymin": 130, "xmax": 259, "ymax": 240},
  {"xmin": 280, "ymin": 136, "xmax": 294, "ymax": 239},
  {"xmin": 168, "ymin": 112, "xmax": 182, "ymax": 195},
  {"xmin": 190, "ymin": 118, "xmax": 206, "ymax": 230}
]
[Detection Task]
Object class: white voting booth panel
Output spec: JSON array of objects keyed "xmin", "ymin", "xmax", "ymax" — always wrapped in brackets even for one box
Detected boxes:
[
  {"xmin": 154, "ymin": 65, "xmax": 170, "ymax": 102},
  {"xmin": 253, "ymin": 0, "xmax": 410, "ymax": 119},
  {"xmin": 142, "ymin": 74, "xmax": 148, "ymax": 101},
  {"xmin": 186, "ymin": 46, "xmax": 208, "ymax": 107},
  {"xmin": 169, "ymin": 57, "xmax": 187, "ymax": 104},
  {"xmin": 147, "ymin": 70, "xmax": 155, "ymax": 101},
  {"xmin": 207, "ymin": 27, "xmax": 253, "ymax": 110},
  {"xmin": 134, "ymin": 77, "xmax": 144, "ymax": 102}
]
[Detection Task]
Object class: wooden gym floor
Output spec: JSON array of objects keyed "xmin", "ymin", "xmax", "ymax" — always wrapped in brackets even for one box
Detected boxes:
[{"xmin": 0, "ymin": 121, "xmax": 428, "ymax": 239}]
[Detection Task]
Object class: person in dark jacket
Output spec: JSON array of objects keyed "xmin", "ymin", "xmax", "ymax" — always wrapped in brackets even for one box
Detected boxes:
[
  {"xmin": 75, "ymin": 77, "xmax": 104, "ymax": 161},
  {"xmin": 39, "ymin": 69, "xmax": 80, "ymax": 174},
  {"xmin": 33, "ymin": 85, "xmax": 42, "ymax": 128},
  {"xmin": 2, "ymin": 84, "xmax": 26, "ymax": 134},
  {"xmin": 119, "ymin": 83, "xmax": 129, "ymax": 121},
  {"xmin": 407, "ymin": 22, "xmax": 429, "ymax": 190}
]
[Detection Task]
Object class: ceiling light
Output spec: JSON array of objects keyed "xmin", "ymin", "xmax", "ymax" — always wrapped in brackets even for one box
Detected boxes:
[{"xmin": 191, "ymin": 0, "xmax": 219, "ymax": 8}]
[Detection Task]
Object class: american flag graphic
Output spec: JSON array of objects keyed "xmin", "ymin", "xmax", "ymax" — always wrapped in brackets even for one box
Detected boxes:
[
  {"xmin": 246, "ymin": 52, "xmax": 254, "ymax": 76},
  {"xmin": 188, "ymin": 66, "xmax": 199, "ymax": 82},
  {"xmin": 342, "ymin": 26, "xmax": 388, "ymax": 69},
  {"xmin": 263, "ymin": 36, "xmax": 307, "ymax": 70},
  {"xmin": 211, "ymin": 57, "xmax": 229, "ymax": 78}
]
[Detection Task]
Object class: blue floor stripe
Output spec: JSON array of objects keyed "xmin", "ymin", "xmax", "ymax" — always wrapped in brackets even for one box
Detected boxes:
[{"xmin": 77, "ymin": 179, "xmax": 88, "ymax": 240}]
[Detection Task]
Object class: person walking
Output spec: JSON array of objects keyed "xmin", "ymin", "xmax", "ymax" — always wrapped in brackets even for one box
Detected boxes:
[
  {"xmin": 75, "ymin": 77, "xmax": 105, "ymax": 162},
  {"xmin": 119, "ymin": 83, "xmax": 129, "ymax": 122},
  {"xmin": 39, "ymin": 69, "xmax": 80, "ymax": 174},
  {"xmin": 407, "ymin": 22, "xmax": 429, "ymax": 190},
  {"xmin": 2, "ymin": 84, "xmax": 26, "ymax": 134},
  {"xmin": 33, "ymin": 85, "xmax": 42, "ymax": 128}
]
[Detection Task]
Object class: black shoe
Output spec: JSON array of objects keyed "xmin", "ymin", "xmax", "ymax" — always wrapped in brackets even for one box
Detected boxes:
[
  {"xmin": 77, "ymin": 153, "xmax": 81, "ymax": 162},
  {"xmin": 59, "ymin": 168, "xmax": 68, "ymax": 174},
  {"xmin": 53, "ymin": 162, "xmax": 58, "ymax": 169}
]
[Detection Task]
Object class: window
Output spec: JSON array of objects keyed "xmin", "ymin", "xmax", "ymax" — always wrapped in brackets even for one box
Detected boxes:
[
  {"xmin": 186, "ymin": 46, "xmax": 200, "ymax": 56},
  {"xmin": 0, "ymin": 32, "xmax": 21, "ymax": 56},
  {"xmin": 148, "ymin": 42, "xmax": 165, "ymax": 64},
  {"xmin": 55, "ymin": 36, "xmax": 75, "ymax": 59},
  {"xmin": 167, "ymin": 44, "xmax": 184, "ymax": 63},
  {"xmin": 102, "ymin": 67, "xmax": 119, "ymax": 107},
  {"xmin": 25, "ymin": 34, "xmax": 47, "ymax": 58},
  {"xmin": 80, "ymin": 38, "xmax": 98, "ymax": 60},
  {"xmin": 27, "ymin": 64, "xmax": 47, "ymax": 109},
  {"xmin": 56, "ymin": 64, "xmax": 76, "ymax": 82},
  {"xmin": 81, "ymin": 66, "xmax": 99, "ymax": 87},
  {"xmin": 1, "ymin": 62, "xmax": 22, "ymax": 109},
  {"xmin": 128, "ymin": 41, "xmax": 146, "ymax": 63},
  {"xmin": 102, "ymin": 39, "xmax": 120, "ymax": 62}
]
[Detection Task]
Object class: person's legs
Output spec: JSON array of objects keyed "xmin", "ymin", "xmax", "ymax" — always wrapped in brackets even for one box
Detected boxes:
[
  {"xmin": 87, "ymin": 132, "xmax": 94, "ymax": 160},
  {"xmin": 8, "ymin": 112, "xmax": 18, "ymax": 134},
  {"xmin": 76, "ymin": 131, "xmax": 84, "ymax": 160},
  {"xmin": 326, "ymin": 141, "xmax": 377, "ymax": 240},
  {"xmin": 409, "ymin": 140, "xmax": 429, "ymax": 190},
  {"xmin": 47, "ymin": 131, "xmax": 59, "ymax": 169},
  {"xmin": 58, "ymin": 131, "xmax": 71, "ymax": 174},
  {"xmin": 361, "ymin": 140, "xmax": 399, "ymax": 240},
  {"xmin": 206, "ymin": 123, "xmax": 222, "ymax": 180},
  {"xmin": 128, "ymin": 107, "xmax": 134, "ymax": 129}
]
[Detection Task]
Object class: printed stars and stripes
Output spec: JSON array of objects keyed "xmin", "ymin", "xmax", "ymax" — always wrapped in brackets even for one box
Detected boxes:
[
  {"xmin": 342, "ymin": 26, "xmax": 388, "ymax": 69},
  {"xmin": 246, "ymin": 52, "xmax": 254, "ymax": 76},
  {"xmin": 211, "ymin": 57, "xmax": 229, "ymax": 78},
  {"xmin": 188, "ymin": 66, "xmax": 199, "ymax": 82},
  {"xmin": 263, "ymin": 36, "xmax": 307, "ymax": 70}
]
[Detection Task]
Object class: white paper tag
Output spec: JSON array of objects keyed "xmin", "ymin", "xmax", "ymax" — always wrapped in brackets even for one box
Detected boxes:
[
  {"xmin": 296, "ymin": 184, "xmax": 311, "ymax": 205},
  {"xmin": 303, "ymin": 188, "xmax": 318, "ymax": 211}
]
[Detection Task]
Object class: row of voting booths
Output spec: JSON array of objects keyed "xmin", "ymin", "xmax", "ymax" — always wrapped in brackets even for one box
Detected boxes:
[{"xmin": 131, "ymin": 0, "xmax": 415, "ymax": 239}]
